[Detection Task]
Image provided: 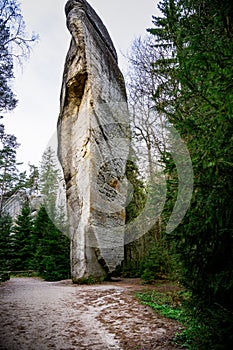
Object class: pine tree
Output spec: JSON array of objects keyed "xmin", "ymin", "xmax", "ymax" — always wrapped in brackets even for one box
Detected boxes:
[
  {"xmin": 0, "ymin": 125, "xmax": 20, "ymax": 213},
  {"xmin": 148, "ymin": 0, "xmax": 233, "ymax": 347},
  {"xmin": 11, "ymin": 202, "xmax": 33, "ymax": 270},
  {"xmin": 0, "ymin": 0, "xmax": 38, "ymax": 276},
  {"xmin": 33, "ymin": 206, "xmax": 70, "ymax": 281},
  {"xmin": 0, "ymin": 213, "xmax": 12, "ymax": 270},
  {"xmin": 26, "ymin": 164, "xmax": 39, "ymax": 194}
]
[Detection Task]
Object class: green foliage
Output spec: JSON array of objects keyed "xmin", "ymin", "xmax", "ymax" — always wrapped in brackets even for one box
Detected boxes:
[
  {"xmin": 148, "ymin": 0, "xmax": 233, "ymax": 348},
  {"xmin": 10, "ymin": 271, "xmax": 40, "ymax": 278},
  {"xmin": 120, "ymin": 259, "xmax": 142, "ymax": 278},
  {"xmin": 140, "ymin": 240, "xmax": 176, "ymax": 283},
  {"xmin": 11, "ymin": 203, "xmax": 34, "ymax": 270},
  {"xmin": 0, "ymin": 202, "xmax": 70, "ymax": 282},
  {"xmin": 121, "ymin": 159, "xmax": 148, "ymax": 277},
  {"xmin": 75, "ymin": 275, "xmax": 107, "ymax": 284},
  {"xmin": 74, "ymin": 276, "xmax": 96, "ymax": 285},
  {"xmin": 0, "ymin": 271, "xmax": 10, "ymax": 282},
  {"xmin": 0, "ymin": 125, "xmax": 20, "ymax": 212},
  {"xmin": 22, "ymin": 164, "xmax": 40, "ymax": 194},
  {"xmin": 39, "ymin": 147, "xmax": 68, "ymax": 236},
  {"xmin": 137, "ymin": 289, "xmax": 202, "ymax": 349},
  {"xmin": 33, "ymin": 206, "xmax": 70, "ymax": 281},
  {"xmin": 0, "ymin": 144, "xmax": 70, "ymax": 282},
  {"xmin": 137, "ymin": 290, "xmax": 184, "ymax": 320},
  {"xmin": 0, "ymin": 213, "xmax": 12, "ymax": 270}
]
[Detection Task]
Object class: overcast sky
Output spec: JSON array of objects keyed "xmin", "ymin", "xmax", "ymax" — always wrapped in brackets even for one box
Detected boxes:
[{"xmin": 4, "ymin": 0, "xmax": 160, "ymax": 170}]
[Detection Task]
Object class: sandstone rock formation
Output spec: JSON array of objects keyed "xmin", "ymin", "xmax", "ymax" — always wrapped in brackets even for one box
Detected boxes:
[
  {"xmin": 2, "ymin": 189, "xmax": 28, "ymax": 222},
  {"xmin": 2, "ymin": 189, "xmax": 44, "ymax": 222},
  {"xmin": 57, "ymin": 0, "xmax": 130, "ymax": 282}
]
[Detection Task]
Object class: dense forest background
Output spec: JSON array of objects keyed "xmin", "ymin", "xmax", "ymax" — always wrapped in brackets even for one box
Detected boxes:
[{"xmin": 0, "ymin": 0, "xmax": 233, "ymax": 349}]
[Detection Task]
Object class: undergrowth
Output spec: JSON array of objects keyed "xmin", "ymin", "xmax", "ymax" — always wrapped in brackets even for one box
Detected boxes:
[
  {"xmin": 136, "ymin": 290, "xmax": 202, "ymax": 349},
  {"xmin": 10, "ymin": 271, "xmax": 41, "ymax": 278},
  {"xmin": 73, "ymin": 275, "xmax": 106, "ymax": 285}
]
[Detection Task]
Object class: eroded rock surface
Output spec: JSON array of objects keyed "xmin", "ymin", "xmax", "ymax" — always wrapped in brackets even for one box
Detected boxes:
[
  {"xmin": 57, "ymin": 0, "xmax": 129, "ymax": 282},
  {"xmin": 2, "ymin": 189, "xmax": 44, "ymax": 222}
]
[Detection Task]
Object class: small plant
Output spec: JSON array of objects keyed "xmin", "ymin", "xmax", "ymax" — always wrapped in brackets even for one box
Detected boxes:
[
  {"xmin": 136, "ymin": 290, "xmax": 200, "ymax": 348},
  {"xmin": 74, "ymin": 277, "xmax": 94, "ymax": 285},
  {"xmin": 74, "ymin": 275, "xmax": 106, "ymax": 285},
  {"xmin": 136, "ymin": 290, "xmax": 185, "ymax": 320}
]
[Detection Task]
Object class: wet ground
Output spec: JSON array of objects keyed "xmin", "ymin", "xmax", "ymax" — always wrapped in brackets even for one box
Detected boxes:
[{"xmin": 0, "ymin": 278, "xmax": 183, "ymax": 349}]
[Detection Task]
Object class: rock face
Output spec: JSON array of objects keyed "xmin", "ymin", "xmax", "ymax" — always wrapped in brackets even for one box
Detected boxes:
[
  {"xmin": 2, "ymin": 190, "xmax": 28, "ymax": 222},
  {"xmin": 2, "ymin": 189, "xmax": 44, "ymax": 222},
  {"xmin": 57, "ymin": 0, "xmax": 129, "ymax": 282}
]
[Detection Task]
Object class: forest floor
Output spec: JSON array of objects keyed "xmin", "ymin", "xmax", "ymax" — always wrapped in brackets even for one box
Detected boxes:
[{"xmin": 0, "ymin": 277, "xmax": 184, "ymax": 350}]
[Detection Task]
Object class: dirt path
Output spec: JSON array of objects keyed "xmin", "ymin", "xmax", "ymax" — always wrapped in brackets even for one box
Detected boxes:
[{"xmin": 0, "ymin": 278, "xmax": 182, "ymax": 350}]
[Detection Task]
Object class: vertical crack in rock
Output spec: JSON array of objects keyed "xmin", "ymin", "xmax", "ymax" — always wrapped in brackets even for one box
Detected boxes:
[{"xmin": 57, "ymin": 0, "xmax": 130, "ymax": 282}]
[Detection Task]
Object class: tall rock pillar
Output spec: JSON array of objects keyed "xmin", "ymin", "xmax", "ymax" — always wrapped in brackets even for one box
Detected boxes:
[{"xmin": 57, "ymin": 0, "xmax": 129, "ymax": 282}]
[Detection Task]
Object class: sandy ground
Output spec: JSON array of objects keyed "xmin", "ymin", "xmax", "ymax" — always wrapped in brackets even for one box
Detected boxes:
[{"xmin": 0, "ymin": 278, "xmax": 183, "ymax": 350}]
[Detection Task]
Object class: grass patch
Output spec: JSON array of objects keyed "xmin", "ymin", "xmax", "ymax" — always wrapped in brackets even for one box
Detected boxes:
[
  {"xmin": 136, "ymin": 290, "xmax": 188, "ymax": 320},
  {"xmin": 136, "ymin": 289, "xmax": 200, "ymax": 349}
]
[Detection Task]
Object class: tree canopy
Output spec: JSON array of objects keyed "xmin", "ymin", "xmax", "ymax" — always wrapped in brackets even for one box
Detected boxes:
[{"xmin": 0, "ymin": 0, "xmax": 37, "ymax": 112}]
